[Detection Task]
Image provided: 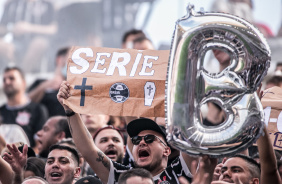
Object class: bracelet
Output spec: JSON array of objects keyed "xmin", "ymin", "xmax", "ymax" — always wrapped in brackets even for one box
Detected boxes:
[{"xmin": 65, "ymin": 110, "xmax": 75, "ymax": 117}]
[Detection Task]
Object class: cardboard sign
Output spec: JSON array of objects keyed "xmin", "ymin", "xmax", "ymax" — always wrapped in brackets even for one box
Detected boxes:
[
  {"xmin": 261, "ymin": 86, "xmax": 282, "ymax": 150},
  {"xmin": 64, "ymin": 46, "xmax": 169, "ymax": 117}
]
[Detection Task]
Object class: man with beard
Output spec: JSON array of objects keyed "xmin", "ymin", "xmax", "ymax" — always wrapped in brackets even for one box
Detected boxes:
[
  {"xmin": 0, "ymin": 67, "xmax": 47, "ymax": 147},
  {"xmin": 36, "ymin": 116, "xmax": 71, "ymax": 158},
  {"xmin": 45, "ymin": 144, "xmax": 81, "ymax": 184},
  {"xmin": 211, "ymin": 155, "xmax": 260, "ymax": 184},
  {"xmin": 57, "ymin": 81, "xmax": 196, "ymax": 184},
  {"xmin": 93, "ymin": 126, "xmax": 125, "ymax": 164},
  {"xmin": 83, "ymin": 125, "xmax": 125, "ymax": 177}
]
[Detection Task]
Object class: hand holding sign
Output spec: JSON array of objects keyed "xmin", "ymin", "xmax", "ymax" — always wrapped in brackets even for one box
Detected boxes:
[
  {"xmin": 64, "ymin": 47, "xmax": 169, "ymax": 117},
  {"xmin": 57, "ymin": 81, "xmax": 72, "ymax": 112}
]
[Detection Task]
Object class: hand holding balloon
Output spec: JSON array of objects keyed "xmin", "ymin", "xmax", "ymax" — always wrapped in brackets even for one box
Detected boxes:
[{"xmin": 166, "ymin": 5, "xmax": 270, "ymax": 157}]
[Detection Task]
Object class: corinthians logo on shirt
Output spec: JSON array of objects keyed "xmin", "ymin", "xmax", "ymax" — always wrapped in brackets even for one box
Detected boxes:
[{"xmin": 16, "ymin": 111, "xmax": 31, "ymax": 126}]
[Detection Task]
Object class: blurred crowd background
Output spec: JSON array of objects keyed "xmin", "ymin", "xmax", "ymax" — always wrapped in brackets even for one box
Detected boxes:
[{"xmin": 0, "ymin": 0, "xmax": 280, "ymax": 105}]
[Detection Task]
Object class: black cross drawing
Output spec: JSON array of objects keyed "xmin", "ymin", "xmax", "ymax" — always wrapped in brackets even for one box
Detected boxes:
[
  {"xmin": 147, "ymin": 85, "xmax": 153, "ymax": 96},
  {"xmin": 74, "ymin": 78, "xmax": 92, "ymax": 106}
]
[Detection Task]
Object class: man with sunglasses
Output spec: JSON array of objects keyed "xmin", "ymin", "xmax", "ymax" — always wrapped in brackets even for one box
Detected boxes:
[
  {"xmin": 57, "ymin": 81, "xmax": 194, "ymax": 184},
  {"xmin": 113, "ymin": 118, "xmax": 193, "ymax": 183}
]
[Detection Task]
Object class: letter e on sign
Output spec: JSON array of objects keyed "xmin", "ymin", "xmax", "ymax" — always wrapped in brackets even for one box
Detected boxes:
[{"xmin": 139, "ymin": 55, "xmax": 158, "ymax": 76}]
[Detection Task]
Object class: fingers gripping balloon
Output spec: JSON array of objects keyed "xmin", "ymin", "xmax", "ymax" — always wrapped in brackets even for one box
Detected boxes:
[{"xmin": 166, "ymin": 5, "xmax": 270, "ymax": 157}]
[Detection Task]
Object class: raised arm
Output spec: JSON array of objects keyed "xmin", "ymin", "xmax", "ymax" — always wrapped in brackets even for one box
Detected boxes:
[
  {"xmin": 255, "ymin": 85, "xmax": 282, "ymax": 183},
  {"xmin": 0, "ymin": 135, "xmax": 6, "ymax": 153},
  {"xmin": 2, "ymin": 144, "xmax": 27, "ymax": 184},
  {"xmin": 179, "ymin": 156, "xmax": 217, "ymax": 184},
  {"xmin": 257, "ymin": 127, "xmax": 282, "ymax": 184},
  {"xmin": 0, "ymin": 155, "xmax": 14, "ymax": 184},
  {"xmin": 57, "ymin": 81, "xmax": 111, "ymax": 184},
  {"xmin": 181, "ymin": 152, "xmax": 200, "ymax": 176}
]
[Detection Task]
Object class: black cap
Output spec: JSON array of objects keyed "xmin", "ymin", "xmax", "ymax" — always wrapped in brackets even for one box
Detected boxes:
[{"xmin": 127, "ymin": 118, "xmax": 166, "ymax": 140}]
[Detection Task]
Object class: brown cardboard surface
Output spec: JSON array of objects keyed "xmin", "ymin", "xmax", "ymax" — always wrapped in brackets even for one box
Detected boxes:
[
  {"xmin": 64, "ymin": 46, "xmax": 169, "ymax": 117},
  {"xmin": 261, "ymin": 86, "xmax": 282, "ymax": 150}
]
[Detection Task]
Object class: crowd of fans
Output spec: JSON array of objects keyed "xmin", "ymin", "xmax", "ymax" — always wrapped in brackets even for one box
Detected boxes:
[
  {"xmin": 0, "ymin": 26, "xmax": 281, "ymax": 184},
  {"xmin": 0, "ymin": 0, "xmax": 282, "ymax": 184}
]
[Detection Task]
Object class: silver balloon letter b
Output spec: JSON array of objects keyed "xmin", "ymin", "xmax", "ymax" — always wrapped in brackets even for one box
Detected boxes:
[{"xmin": 166, "ymin": 5, "xmax": 271, "ymax": 157}]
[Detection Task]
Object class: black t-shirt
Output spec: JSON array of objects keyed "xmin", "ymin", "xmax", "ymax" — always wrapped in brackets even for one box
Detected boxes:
[
  {"xmin": 28, "ymin": 79, "xmax": 66, "ymax": 117},
  {"xmin": 108, "ymin": 154, "xmax": 192, "ymax": 184},
  {"xmin": 0, "ymin": 101, "xmax": 48, "ymax": 147}
]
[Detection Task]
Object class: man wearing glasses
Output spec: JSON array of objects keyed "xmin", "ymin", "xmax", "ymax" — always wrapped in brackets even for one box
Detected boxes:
[
  {"xmin": 57, "ymin": 81, "xmax": 194, "ymax": 184},
  {"xmin": 109, "ymin": 118, "xmax": 193, "ymax": 184}
]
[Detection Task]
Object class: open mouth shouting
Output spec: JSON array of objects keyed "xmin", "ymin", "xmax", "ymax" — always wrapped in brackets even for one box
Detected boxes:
[
  {"xmin": 104, "ymin": 148, "xmax": 118, "ymax": 160},
  {"xmin": 138, "ymin": 148, "xmax": 150, "ymax": 161},
  {"xmin": 50, "ymin": 171, "xmax": 63, "ymax": 181}
]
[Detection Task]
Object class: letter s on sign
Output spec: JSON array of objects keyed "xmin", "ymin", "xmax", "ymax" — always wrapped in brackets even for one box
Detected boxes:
[{"xmin": 70, "ymin": 48, "xmax": 93, "ymax": 74}]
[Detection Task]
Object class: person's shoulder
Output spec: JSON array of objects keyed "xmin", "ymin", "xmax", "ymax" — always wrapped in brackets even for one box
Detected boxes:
[
  {"xmin": 25, "ymin": 101, "xmax": 48, "ymax": 115},
  {"xmin": 26, "ymin": 101, "xmax": 42, "ymax": 108},
  {"xmin": 112, "ymin": 161, "xmax": 131, "ymax": 171},
  {"xmin": 169, "ymin": 156, "xmax": 181, "ymax": 167},
  {"xmin": 164, "ymin": 156, "xmax": 184, "ymax": 173},
  {"xmin": 28, "ymin": 79, "xmax": 46, "ymax": 92},
  {"xmin": 0, "ymin": 104, "xmax": 6, "ymax": 110}
]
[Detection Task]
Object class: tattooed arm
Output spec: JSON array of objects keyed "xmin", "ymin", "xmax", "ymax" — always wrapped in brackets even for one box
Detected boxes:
[{"xmin": 57, "ymin": 81, "xmax": 111, "ymax": 183}]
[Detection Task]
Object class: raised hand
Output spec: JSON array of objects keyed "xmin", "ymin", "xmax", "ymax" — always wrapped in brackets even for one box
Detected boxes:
[
  {"xmin": 213, "ymin": 157, "xmax": 227, "ymax": 181},
  {"xmin": 57, "ymin": 81, "xmax": 72, "ymax": 111},
  {"xmin": 3, "ymin": 144, "xmax": 27, "ymax": 174},
  {"xmin": 180, "ymin": 155, "xmax": 218, "ymax": 184}
]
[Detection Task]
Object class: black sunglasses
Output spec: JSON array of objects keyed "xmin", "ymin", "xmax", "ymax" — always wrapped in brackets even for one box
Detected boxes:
[{"xmin": 131, "ymin": 134, "xmax": 167, "ymax": 146}]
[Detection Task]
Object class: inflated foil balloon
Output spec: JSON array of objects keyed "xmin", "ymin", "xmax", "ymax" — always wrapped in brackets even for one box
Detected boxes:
[{"xmin": 166, "ymin": 5, "xmax": 270, "ymax": 157}]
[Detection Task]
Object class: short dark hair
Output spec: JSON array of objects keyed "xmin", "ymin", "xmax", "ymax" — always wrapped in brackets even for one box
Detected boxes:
[
  {"xmin": 57, "ymin": 138, "xmax": 82, "ymax": 158},
  {"xmin": 133, "ymin": 36, "xmax": 152, "ymax": 44},
  {"xmin": 4, "ymin": 66, "xmax": 25, "ymax": 80},
  {"xmin": 49, "ymin": 145, "xmax": 80, "ymax": 166},
  {"xmin": 23, "ymin": 176, "xmax": 48, "ymax": 184},
  {"xmin": 230, "ymin": 154, "xmax": 260, "ymax": 179},
  {"xmin": 56, "ymin": 47, "xmax": 70, "ymax": 58},
  {"xmin": 122, "ymin": 29, "xmax": 145, "ymax": 43},
  {"xmin": 93, "ymin": 125, "xmax": 124, "ymax": 144},
  {"xmin": 118, "ymin": 168, "xmax": 153, "ymax": 184},
  {"xmin": 276, "ymin": 62, "xmax": 282, "ymax": 67},
  {"xmin": 54, "ymin": 116, "xmax": 72, "ymax": 138},
  {"xmin": 266, "ymin": 76, "xmax": 282, "ymax": 86},
  {"xmin": 24, "ymin": 157, "xmax": 45, "ymax": 178}
]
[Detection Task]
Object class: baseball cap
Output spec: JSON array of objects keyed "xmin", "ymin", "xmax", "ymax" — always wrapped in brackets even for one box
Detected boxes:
[
  {"xmin": 93, "ymin": 125, "xmax": 124, "ymax": 143},
  {"xmin": 127, "ymin": 118, "xmax": 167, "ymax": 141}
]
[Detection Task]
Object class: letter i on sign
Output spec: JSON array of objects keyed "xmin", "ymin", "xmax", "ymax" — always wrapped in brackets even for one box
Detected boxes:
[
  {"xmin": 144, "ymin": 82, "xmax": 156, "ymax": 106},
  {"xmin": 264, "ymin": 106, "xmax": 282, "ymax": 132}
]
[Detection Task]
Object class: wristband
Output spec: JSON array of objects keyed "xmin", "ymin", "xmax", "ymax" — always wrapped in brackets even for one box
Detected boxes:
[{"xmin": 65, "ymin": 110, "xmax": 75, "ymax": 117}]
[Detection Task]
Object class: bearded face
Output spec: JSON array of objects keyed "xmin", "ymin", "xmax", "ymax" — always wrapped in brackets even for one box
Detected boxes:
[
  {"xmin": 3, "ymin": 70, "xmax": 25, "ymax": 98},
  {"xmin": 94, "ymin": 129, "xmax": 125, "ymax": 163}
]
